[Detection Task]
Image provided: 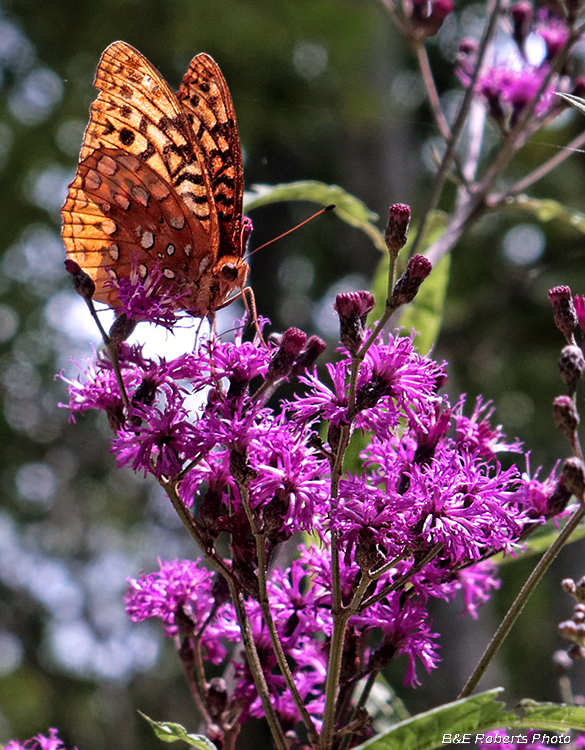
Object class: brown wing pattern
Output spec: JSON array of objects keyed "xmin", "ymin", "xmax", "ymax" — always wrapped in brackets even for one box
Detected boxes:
[
  {"xmin": 80, "ymin": 41, "xmax": 220, "ymax": 248},
  {"xmin": 177, "ymin": 53, "xmax": 244, "ymax": 257},
  {"xmin": 61, "ymin": 42, "xmax": 249, "ymax": 318},
  {"xmin": 62, "ymin": 148, "xmax": 218, "ymax": 314}
]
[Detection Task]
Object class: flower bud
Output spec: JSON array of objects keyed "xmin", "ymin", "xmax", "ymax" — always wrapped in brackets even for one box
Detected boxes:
[
  {"xmin": 385, "ymin": 204, "xmax": 411, "ymax": 256},
  {"xmin": 559, "ymin": 344, "xmax": 585, "ymax": 395},
  {"xmin": 456, "ymin": 39, "xmax": 479, "ymax": 86},
  {"xmin": 549, "ymin": 286, "xmax": 577, "ymax": 338},
  {"xmin": 391, "ymin": 254, "xmax": 432, "ymax": 307},
  {"xmin": 64, "ymin": 259, "xmax": 96, "ymax": 300},
  {"xmin": 562, "ymin": 456, "xmax": 585, "ymax": 500},
  {"xmin": 334, "ymin": 291, "xmax": 375, "ymax": 353},
  {"xmin": 545, "ymin": 477, "xmax": 572, "ymax": 518},
  {"xmin": 291, "ymin": 335, "xmax": 327, "ymax": 375},
  {"xmin": 206, "ymin": 677, "xmax": 228, "ymax": 721},
  {"xmin": 562, "ymin": 577, "xmax": 577, "ymax": 596},
  {"xmin": 568, "ymin": 643, "xmax": 585, "ymax": 660},
  {"xmin": 553, "ymin": 395, "xmax": 580, "ymax": 438},
  {"xmin": 511, "ymin": 1, "xmax": 533, "ymax": 49},
  {"xmin": 266, "ymin": 327, "xmax": 307, "ymax": 382},
  {"xmin": 553, "ymin": 649, "xmax": 573, "ymax": 676},
  {"xmin": 109, "ymin": 313, "xmax": 137, "ymax": 345}
]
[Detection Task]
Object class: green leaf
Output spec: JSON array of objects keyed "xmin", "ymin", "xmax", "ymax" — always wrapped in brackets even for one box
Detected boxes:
[
  {"xmin": 517, "ymin": 700, "xmax": 585, "ymax": 732},
  {"xmin": 505, "ymin": 194, "xmax": 585, "ymax": 234},
  {"xmin": 352, "ymin": 689, "xmax": 516, "ymax": 750},
  {"xmin": 556, "ymin": 92, "xmax": 585, "ymax": 117},
  {"xmin": 371, "ymin": 211, "xmax": 449, "ymax": 354},
  {"xmin": 244, "ymin": 181, "xmax": 386, "ymax": 251},
  {"xmin": 492, "ymin": 512, "xmax": 585, "ymax": 565},
  {"xmin": 139, "ymin": 712, "xmax": 218, "ymax": 749},
  {"xmin": 399, "ymin": 253, "xmax": 450, "ymax": 355}
]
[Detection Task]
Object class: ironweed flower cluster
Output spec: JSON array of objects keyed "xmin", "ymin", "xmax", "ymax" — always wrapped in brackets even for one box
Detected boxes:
[
  {"xmin": 54, "ymin": 249, "xmax": 569, "ymax": 749},
  {"xmin": 12, "ymin": 0, "xmax": 585, "ymax": 743},
  {"xmin": 456, "ymin": 3, "xmax": 584, "ymax": 135},
  {"xmin": 2, "ymin": 729, "xmax": 76, "ymax": 750}
]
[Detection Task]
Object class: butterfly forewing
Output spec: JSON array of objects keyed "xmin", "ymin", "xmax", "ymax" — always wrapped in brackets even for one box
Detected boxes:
[
  {"xmin": 62, "ymin": 148, "xmax": 215, "ymax": 313},
  {"xmin": 61, "ymin": 42, "xmax": 250, "ymax": 318},
  {"xmin": 81, "ymin": 41, "xmax": 220, "ymax": 247},
  {"xmin": 177, "ymin": 53, "xmax": 244, "ymax": 258}
]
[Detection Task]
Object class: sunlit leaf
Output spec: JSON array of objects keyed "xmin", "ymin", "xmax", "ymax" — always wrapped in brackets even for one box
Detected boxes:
[
  {"xmin": 352, "ymin": 689, "xmax": 515, "ymax": 750},
  {"xmin": 245, "ymin": 181, "xmax": 386, "ymax": 251},
  {"xmin": 139, "ymin": 712, "xmax": 218, "ymax": 748},
  {"xmin": 505, "ymin": 194, "xmax": 585, "ymax": 233}
]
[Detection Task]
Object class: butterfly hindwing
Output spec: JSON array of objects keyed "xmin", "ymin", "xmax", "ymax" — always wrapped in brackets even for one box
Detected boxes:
[{"xmin": 177, "ymin": 53, "xmax": 244, "ymax": 258}]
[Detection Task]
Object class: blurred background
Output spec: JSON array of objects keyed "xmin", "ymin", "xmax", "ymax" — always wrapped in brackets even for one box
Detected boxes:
[{"xmin": 1, "ymin": 0, "xmax": 585, "ymax": 747}]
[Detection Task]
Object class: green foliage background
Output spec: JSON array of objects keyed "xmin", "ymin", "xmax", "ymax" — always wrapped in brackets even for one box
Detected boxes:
[{"xmin": 1, "ymin": 0, "xmax": 585, "ymax": 747}]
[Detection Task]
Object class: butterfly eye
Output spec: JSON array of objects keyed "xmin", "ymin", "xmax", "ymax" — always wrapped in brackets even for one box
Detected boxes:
[{"xmin": 220, "ymin": 264, "xmax": 239, "ymax": 282}]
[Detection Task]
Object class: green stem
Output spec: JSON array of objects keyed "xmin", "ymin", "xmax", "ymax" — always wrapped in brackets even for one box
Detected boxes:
[
  {"xmin": 459, "ymin": 504, "xmax": 585, "ymax": 698},
  {"xmin": 320, "ymin": 570, "xmax": 375, "ymax": 750},
  {"xmin": 227, "ymin": 581, "xmax": 289, "ymax": 750},
  {"xmin": 162, "ymin": 478, "xmax": 288, "ymax": 749},
  {"xmin": 239, "ymin": 483, "xmax": 320, "ymax": 746}
]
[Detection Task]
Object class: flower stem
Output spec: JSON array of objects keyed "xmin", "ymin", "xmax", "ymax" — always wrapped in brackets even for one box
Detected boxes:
[
  {"xmin": 459, "ymin": 503, "xmax": 585, "ymax": 698},
  {"xmin": 239, "ymin": 483, "xmax": 320, "ymax": 746}
]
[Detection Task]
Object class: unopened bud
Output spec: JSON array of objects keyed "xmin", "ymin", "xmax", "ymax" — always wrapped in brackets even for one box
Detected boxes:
[
  {"xmin": 562, "ymin": 456, "xmax": 585, "ymax": 500},
  {"xmin": 64, "ymin": 259, "xmax": 96, "ymax": 301},
  {"xmin": 559, "ymin": 344, "xmax": 585, "ymax": 395},
  {"xmin": 456, "ymin": 39, "xmax": 479, "ymax": 84},
  {"xmin": 553, "ymin": 649, "xmax": 573, "ymax": 676},
  {"xmin": 292, "ymin": 335, "xmax": 327, "ymax": 375},
  {"xmin": 266, "ymin": 327, "xmax": 307, "ymax": 382},
  {"xmin": 568, "ymin": 643, "xmax": 585, "ymax": 660},
  {"xmin": 562, "ymin": 578, "xmax": 577, "ymax": 595},
  {"xmin": 553, "ymin": 395, "xmax": 580, "ymax": 438},
  {"xmin": 511, "ymin": 1, "xmax": 533, "ymax": 48},
  {"xmin": 391, "ymin": 254, "xmax": 432, "ymax": 307},
  {"xmin": 549, "ymin": 286, "xmax": 578, "ymax": 338},
  {"xmin": 109, "ymin": 313, "xmax": 137, "ymax": 345},
  {"xmin": 206, "ymin": 677, "xmax": 228, "ymax": 721},
  {"xmin": 334, "ymin": 291, "xmax": 375, "ymax": 353},
  {"xmin": 385, "ymin": 204, "xmax": 411, "ymax": 255},
  {"xmin": 546, "ymin": 478, "xmax": 572, "ymax": 518}
]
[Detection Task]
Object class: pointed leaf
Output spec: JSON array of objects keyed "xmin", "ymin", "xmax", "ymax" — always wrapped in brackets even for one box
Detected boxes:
[
  {"xmin": 517, "ymin": 700, "xmax": 585, "ymax": 732},
  {"xmin": 245, "ymin": 181, "xmax": 386, "ymax": 251},
  {"xmin": 139, "ymin": 712, "xmax": 218, "ymax": 749},
  {"xmin": 556, "ymin": 92, "xmax": 585, "ymax": 117},
  {"xmin": 353, "ymin": 689, "xmax": 515, "ymax": 750},
  {"xmin": 506, "ymin": 195, "xmax": 585, "ymax": 234}
]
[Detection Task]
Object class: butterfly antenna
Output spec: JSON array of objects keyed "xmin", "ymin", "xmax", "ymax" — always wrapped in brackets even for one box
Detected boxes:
[{"xmin": 247, "ymin": 204, "xmax": 336, "ymax": 257}]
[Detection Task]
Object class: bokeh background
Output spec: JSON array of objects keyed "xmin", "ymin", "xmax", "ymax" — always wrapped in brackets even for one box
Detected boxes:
[{"xmin": 1, "ymin": 0, "xmax": 585, "ymax": 747}]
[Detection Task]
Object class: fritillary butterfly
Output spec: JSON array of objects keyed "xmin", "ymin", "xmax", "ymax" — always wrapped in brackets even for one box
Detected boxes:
[{"xmin": 61, "ymin": 41, "xmax": 250, "ymax": 319}]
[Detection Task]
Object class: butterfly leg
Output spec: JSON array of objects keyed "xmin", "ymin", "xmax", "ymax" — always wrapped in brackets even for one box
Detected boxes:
[{"xmin": 217, "ymin": 285, "xmax": 266, "ymax": 346}]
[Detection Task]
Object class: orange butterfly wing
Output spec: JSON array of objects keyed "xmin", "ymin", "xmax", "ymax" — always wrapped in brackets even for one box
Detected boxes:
[
  {"xmin": 176, "ymin": 53, "xmax": 245, "ymax": 258},
  {"xmin": 61, "ymin": 41, "xmax": 249, "ymax": 318}
]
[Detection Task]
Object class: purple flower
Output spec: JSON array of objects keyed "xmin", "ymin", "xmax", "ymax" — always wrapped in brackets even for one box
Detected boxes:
[
  {"xmin": 453, "ymin": 396, "xmax": 523, "ymax": 461},
  {"xmin": 112, "ymin": 395, "xmax": 200, "ymax": 478},
  {"xmin": 536, "ymin": 9, "xmax": 570, "ymax": 60},
  {"xmin": 125, "ymin": 559, "xmax": 239, "ymax": 663},
  {"xmin": 456, "ymin": 561, "xmax": 501, "ymax": 619},
  {"xmin": 1, "ymin": 729, "xmax": 79, "ymax": 750},
  {"xmin": 107, "ymin": 259, "xmax": 185, "ymax": 328}
]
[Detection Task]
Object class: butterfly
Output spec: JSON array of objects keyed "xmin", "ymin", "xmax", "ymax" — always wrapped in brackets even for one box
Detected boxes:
[{"xmin": 61, "ymin": 41, "xmax": 251, "ymax": 320}]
